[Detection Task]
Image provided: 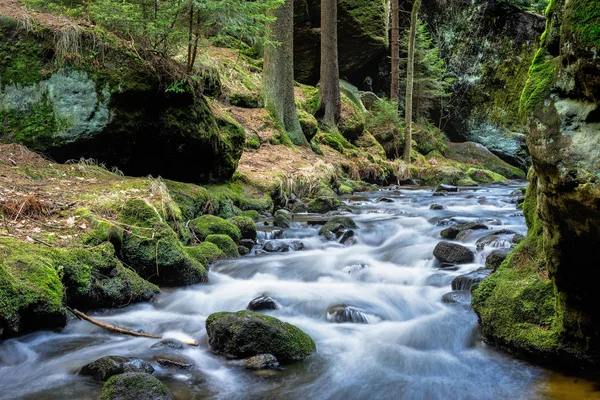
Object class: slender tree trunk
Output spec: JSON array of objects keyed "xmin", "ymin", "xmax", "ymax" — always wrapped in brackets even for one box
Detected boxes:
[
  {"xmin": 320, "ymin": 0, "xmax": 340, "ymax": 127},
  {"xmin": 390, "ymin": 0, "xmax": 400, "ymax": 106},
  {"xmin": 186, "ymin": 0, "xmax": 194, "ymax": 71},
  {"xmin": 403, "ymin": 0, "xmax": 421, "ymax": 162},
  {"xmin": 262, "ymin": 0, "xmax": 307, "ymax": 145}
]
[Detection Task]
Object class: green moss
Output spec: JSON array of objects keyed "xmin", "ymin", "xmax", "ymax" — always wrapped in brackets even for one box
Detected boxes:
[
  {"xmin": 100, "ymin": 372, "xmax": 171, "ymax": 400},
  {"xmin": 466, "ymin": 168, "xmax": 508, "ymax": 183},
  {"xmin": 339, "ymin": 0, "xmax": 387, "ymax": 43},
  {"xmin": 205, "ymin": 234, "xmax": 239, "ymax": 258},
  {"xmin": 205, "ymin": 310, "xmax": 316, "ymax": 361},
  {"xmin": 307, "ymin": 197, "xmax": 341, "ymax": 214},
  {"xmin": 227, "ymin": 216, "xmax": 257, "ymax": 241},
  {"xmin": 338, "ymin": 92, "xmax": 366, "ymax": 140},
  {"xmin": 238, "ymin": 210, "xmax": 260, "ymax": 220},
  {"xmin": 57, "ymin": 243, "xmax": 159, "ymax": 309},
  {"xmin": 569, "ymin": 0, "xmax": 600, "ymax": 49},
  {"xmin": 185, "ymin": 242, "xmax": 225, "ymax": 266},
  {"xmin": 190, "ymin": 215, "xmax": 241, "ymax": 243},
  {"xmin": 118, "ymin": 199, "xmax": 207, "ymax": 286},
  {"xmin": 413, "ymin": 123, "xmax": 449, "ymax": 155},
  {"xmin": 519, "ymin": 49, "xmax": 558, "ymax": 113},
  {"xmin": 0, "ymin": 238, "xmax": 67, "ymax": 337},
  {"xmin": 338, "ymin": 185, "xmax": 353, "ymax": 195},
  {"xmin": 298, "ymin": 109, "xmax": 319, "ymax": 141}
]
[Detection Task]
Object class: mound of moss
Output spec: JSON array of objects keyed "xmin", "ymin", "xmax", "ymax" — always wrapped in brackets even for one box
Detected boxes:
[
  {"xmin": 100, "ymin": 372, "xmax": 171, "ymax": 400},
  {"xmin": 205, "ymin": 234, "xmax": 239, "ymax": 258}
]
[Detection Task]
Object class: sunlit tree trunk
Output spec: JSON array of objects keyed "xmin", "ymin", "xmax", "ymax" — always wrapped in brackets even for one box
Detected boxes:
[
  {"xmin": 320, "ymin": 0, "xmax": 340, "ymax": 127},
  {"xmin": 262, "ymin": 0, "xmax": 307, "ymax": 145}
]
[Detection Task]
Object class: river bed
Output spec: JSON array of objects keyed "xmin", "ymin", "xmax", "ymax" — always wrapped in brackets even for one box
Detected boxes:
[{"xmin": 0, "ymin": 183, "xmax": 598, "ymax": 400}]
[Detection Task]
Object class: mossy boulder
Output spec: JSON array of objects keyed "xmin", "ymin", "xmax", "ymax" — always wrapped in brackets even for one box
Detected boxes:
[
  {"xmin": 185, "ymin": 242, "xmax": 225, "ymax": 266},
  {"xmin": 59, "ymin": 243, "xmax": 159, "ymax": 310},
  {"xmin": 80, "ymin": 356, "xmax": 154, "ymax": 382},
  {"xmin": 298, "ymin": 109, "xmax": 319, "ymax": 141},
  {"xmin": 446, "ymin": 142, "xmax": 526, "ymax": 179},
  {"xmin": 274, "ymin": 209, "xmax": 293, "ymax": 228},
  {"xmin": 338, "ymin": 185, "xmax": 353, "ymax": 195},
  {"xmin": 0, "ymin": 238, "xmax": 67, "ymax": 338},
  {"xmin": 338, "ymin": 92, "xmax": 366, "ymax": 141},
  {"xmin": 466, "ymin": 168, "xmax": 508, "ymax": 184},
  {"xmin": 118, "ymin": 199, "xmax": 207, "ymax": 286},
  {"xmin": 205, "ymin": 234, "xmax": 240, "ymax": 258},
  {"xmin": 206, "ymin": 310, "xmax": 316, "ymax": 362},
  {"xmin": 307, "ymin": 197, "xmax": 341, "ymax": 214},
  {"xmin": 0, "ymin": 19, "xmax": 243, "ymax": 184},
  {"xmin": 100, "ymin": 372, "xmax": 172, "ymax": 400},
  {"xmin": 227, "ymin": 216, "xmax": 257, "ymax": 241},
  {"xmin": 318, "ymin": 216, "xmax": 357, "ymax": 237},
  {"xmin": 190, "ymin": 215, "xmax": 241, "ymax": 243}
]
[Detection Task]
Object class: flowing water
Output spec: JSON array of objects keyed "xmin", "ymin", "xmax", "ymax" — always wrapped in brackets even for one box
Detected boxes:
[{"xmin": 0, "ymin": 183, "xmax": 598, "ymax": 400}]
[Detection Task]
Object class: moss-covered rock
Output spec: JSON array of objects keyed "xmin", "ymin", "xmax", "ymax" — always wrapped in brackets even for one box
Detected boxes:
[
  {"xmin": 274, "ymin": 209, "xmax": 293, "ymax": 228},
  {"xmin": 466, "ymin": 168, "xmax": 508, "ymax": 184},
  {"xmin": 318, "ymin": 216, "xmax": 357, "ymax": 237},
  {"xmin": 0, "ymin": 18, "xmax": 243, "ymax": 184},
  {"xmin": 0, "ymin": 238, "xmax": 67, "ymax": 338},
  {"xmin": 185, "ymin": 242, "xmax": 225, "ymax": 266},
  {"xmin": 206, "ymin": 310, "xmax": 316, "ymax": 362},
  {"xmin": 307, "ymin": 197, "xmax": 341, "ymax": 214},
  {"xmin": 59, "ymin": 243, "xmax": 159, "ymax": 310},
  {"xmin": 298, "ymin": 109, "xmax": 319, "ymax": 141},
  {"xmin": 205, "ymin": 234, "xmax": 240, "ymax": 258},
  {"xmin": 100, "ymin": 372, "xmax": 172, "ymax": 400},
  {"xmin": 477, "ymin": 0, "xmax": 600, "ymax": 367},
  {"xmin": 338, "ymin": 92, "xmax": 366, "ymax": 141},
  {"xmin": 80, "ymin": 356, "xmax": 154, "ymax": 382},
  {"xmin": 338, "ymin": 185, "xmax": 353, "ymax": 195},
  {"xmin": 118, "ymin": 199, "xmax": 207, "ymax": 286},
  {"xmin": 227, "ymin": 216, "xmax": 257, "ymax": 241},
  {"xmin": 190, "ymin": 215, "xmax": 241, "ymax": 243},
  {"xmin": 445, "ymin": 142, "xmax": 526, "ymax": 179}
]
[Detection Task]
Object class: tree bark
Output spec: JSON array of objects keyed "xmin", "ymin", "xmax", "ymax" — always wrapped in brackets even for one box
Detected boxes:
[
  {"xmin": 403, "ymin": 0, "xmax": 421, "ymax": 162},
  {"xmin": 320, "ymin": 0, "xmax": 340, "ymax": 127},
  {"xmin": 262, "ymin": 0, "xmax": 307, "ymax": 145},
  {"xmin": 390, "ymin": 0, "xmax": 400, "ymax": 106}
]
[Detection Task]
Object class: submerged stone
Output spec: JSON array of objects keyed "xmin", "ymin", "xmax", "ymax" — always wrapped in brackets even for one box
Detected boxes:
[{"xmin": 80, "ymin": 356, "xmax": 154, "ymax": 382}]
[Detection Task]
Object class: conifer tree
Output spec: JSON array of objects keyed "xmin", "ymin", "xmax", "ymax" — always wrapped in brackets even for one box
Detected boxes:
[
  {"xmin": 262, "ymin": 0, "xmax": 307, "ymax": 145},
  {"xmin": 320, "ymin": 0, "xmax": 341, "ymax": 127}
]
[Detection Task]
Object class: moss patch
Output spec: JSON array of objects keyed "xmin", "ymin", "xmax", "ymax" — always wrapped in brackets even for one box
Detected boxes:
[{"xmin": 205, "ymin": 234, "xmax": 239, "ymax": 258}]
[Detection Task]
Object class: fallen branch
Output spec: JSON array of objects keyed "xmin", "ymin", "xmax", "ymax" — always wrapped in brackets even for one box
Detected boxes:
[{"xmin": 71, "ymin": 308, "xmax": 199, "ymax": 346}]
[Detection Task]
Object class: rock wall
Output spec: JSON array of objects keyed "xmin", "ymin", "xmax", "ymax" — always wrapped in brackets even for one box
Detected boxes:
[
  {"xmin": 293, "ymin": 0, "xmax": 389, "ymax": 85},
  {"xmin": 0, "ymin": 16, "xmax": 244, "ymax": 184},
  {"xmin": 473, "ymin": 0, "xmax": 600, "ymax": 366}
]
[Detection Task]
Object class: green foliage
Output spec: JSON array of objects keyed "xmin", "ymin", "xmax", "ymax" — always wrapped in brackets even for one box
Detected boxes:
[{"xmin": 499, "ymin": 0, "xmax": 550, "ymax": 13}]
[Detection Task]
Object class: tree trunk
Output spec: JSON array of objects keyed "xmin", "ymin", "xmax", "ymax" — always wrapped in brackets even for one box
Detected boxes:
[
  {"xmin": 262, "ymin": 0, "xmax": 307, "ymax": 145},
  {"xmin": 403, "ymin": 0, "xmax": 421, "ymax": 162},
  {"xmin": 390, "ymin": 0, "xmax": 400, "ymax": 106},
  {"xmin": 320, "ymin": 0, "xmax": 340, "ymax": 127}
]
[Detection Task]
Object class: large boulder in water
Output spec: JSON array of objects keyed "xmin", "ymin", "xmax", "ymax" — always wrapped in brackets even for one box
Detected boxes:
[
  {"xmin": 80, "ymin": 356, "xmax": 154, "ymax": 381},
  {"xmin": 485, "ymin": 248, "xmax": 510, "ymax": 271},
  {"xmin": 0, "ymin": 18, "xmax": 243, "ymax": 184},
  {"xmin": 451, "ymin": 269, "xmax": 491, "ymax": 291},
  {"xmin": 433, "ymin": 242, "xmax": 474, "ymax": 265},
  {"xmin": 206, "ymin": 310, "xmax": 316, "ymax": 362},
  {"xmin": 100, "ymin": 372, "xmax": 171, "ymax": 400}
]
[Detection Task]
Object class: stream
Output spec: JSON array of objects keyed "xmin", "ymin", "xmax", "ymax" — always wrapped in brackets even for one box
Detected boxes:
[{"xmin": 1, "ymin": 183, "xmax": 599, "ymax": 400}]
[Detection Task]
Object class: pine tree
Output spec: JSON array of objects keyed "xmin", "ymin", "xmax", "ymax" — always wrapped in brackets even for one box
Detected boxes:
[
  {"xmin": 320, "ymin": 0, "xmax": 341, "ymax": 127},
  {"xmin": 262, "ymin": 0, "xmax": 307, "ymax": 145},
  {"xmin": 403, "ymin": 0, "xmax": 421, "ymax": 162},
  {"xmin": 390, "ymin": 0, "xmax": 400, "ymax": 108}
]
